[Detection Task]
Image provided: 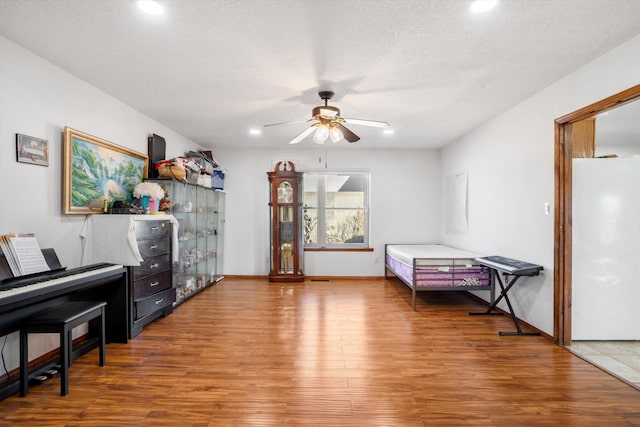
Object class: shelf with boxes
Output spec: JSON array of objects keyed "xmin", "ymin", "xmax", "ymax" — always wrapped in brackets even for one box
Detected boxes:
[
  {"xmin": 153, "ymin": 150, "xmax": 225, "ymax": 191},
  {"xmin": 145, "ymin": 178, "xmax": 225, "ymax": 305}
]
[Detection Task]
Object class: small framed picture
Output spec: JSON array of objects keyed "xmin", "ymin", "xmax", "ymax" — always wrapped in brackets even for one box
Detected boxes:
[{"xmin": 16, "ymin": 133, "xmax": 49, "ymax": 166}]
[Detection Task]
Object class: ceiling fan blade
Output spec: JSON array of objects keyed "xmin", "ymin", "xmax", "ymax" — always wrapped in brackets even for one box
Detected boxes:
[
  {"xmin": 343, "ymin": 118, "xmax": 390, "ymax": 128},
  {"xmin": 264, "ymin": 119, "xmax": 309, "ymax": 127},
  {"xmin": 289, "ymin": 126, "xmax": 316, "ymax": 144},
  {"xmin": 336, "ymin": 123, "xmax": 360, "ymax": 143}
]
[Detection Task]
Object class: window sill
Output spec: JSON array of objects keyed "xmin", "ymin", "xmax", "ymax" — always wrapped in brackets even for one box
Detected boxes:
[{"xmin": 304, "ymin": 247, "xmax": 374, "ymax": 252}]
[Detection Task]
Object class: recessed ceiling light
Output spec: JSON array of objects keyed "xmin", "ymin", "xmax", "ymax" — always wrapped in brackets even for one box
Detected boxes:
[
  {"xmin": 470, "ymin": 0, "xmax": 497, "ymax": 13},
  {"xmin": 249, "ymin": 129, "xmax": 261, "ymax": 136},
  {"xmin": 138, "ymin": 0, "xmax": 164, "ymax": 15},
  {"xmin": 383, "ymin": 129, "xmax": 395, "ymax": 135}
]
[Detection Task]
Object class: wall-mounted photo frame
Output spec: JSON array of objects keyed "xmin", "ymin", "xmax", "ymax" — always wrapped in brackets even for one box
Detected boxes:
[
  {"xmin": 16, "ymin": 133, "xmax": 49, "ymax": 166},
  {"xmin": 62, "ymin": 126, "xmax": 148, "ymax": 215}
]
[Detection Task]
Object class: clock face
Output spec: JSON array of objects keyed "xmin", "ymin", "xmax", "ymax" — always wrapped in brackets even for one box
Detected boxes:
[{"xmin": 277, "ymin": 181, "xmax": 293, "ymax": 203}]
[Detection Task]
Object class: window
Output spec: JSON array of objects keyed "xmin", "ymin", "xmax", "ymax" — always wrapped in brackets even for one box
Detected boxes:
[{"xmin": 303, "ymin": 170, "xmax": 370, "ymax": 249}]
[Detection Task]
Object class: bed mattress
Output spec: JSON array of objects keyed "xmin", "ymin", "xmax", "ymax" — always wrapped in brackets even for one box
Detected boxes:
[
  {"xmin": 385, "ymin": 244, "xmax": 490, "ymax": 288},
  {"xmin": 386, "ymin": 244, "xmax": 483, "ymax": 265}
]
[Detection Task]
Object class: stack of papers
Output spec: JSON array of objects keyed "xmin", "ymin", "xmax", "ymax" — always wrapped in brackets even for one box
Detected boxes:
[{"xmin": 0, "ymin": 234, "xmax": 50, "ymax": 277}]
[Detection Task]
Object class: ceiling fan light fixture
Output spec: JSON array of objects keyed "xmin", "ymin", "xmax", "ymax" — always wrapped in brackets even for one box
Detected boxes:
[
  {"xmin": 322, "ymin": 108, "xmax": 338, "ymax": 118},
  {"xmin": 329, "ymin": 125, "xmax": 343, "ymax": 143},
  {"xmin": 313, "ymin": 124, "xmax": 330, "ymax": 144},
  {"xmin": 312, "ymin": 106, "xmax": 340, "ymax": 119},
  {"xmin": 266, "ymin": 90, "xmax": 387, "ymax": 145}
]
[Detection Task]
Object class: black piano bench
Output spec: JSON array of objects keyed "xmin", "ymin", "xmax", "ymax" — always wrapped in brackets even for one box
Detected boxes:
[{"xmin": 19, "ymin": 301, "xmax": 107, "ymax": 397}]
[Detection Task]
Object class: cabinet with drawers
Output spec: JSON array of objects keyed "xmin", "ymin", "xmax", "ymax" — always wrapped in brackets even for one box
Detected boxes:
[{"xmin": 130, "ymin": 218, "xmax": 176, "ymax": 337}]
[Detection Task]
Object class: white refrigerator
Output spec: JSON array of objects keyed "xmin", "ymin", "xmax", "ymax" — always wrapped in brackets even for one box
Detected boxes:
[{"xmin": 572, "ymin": 158, "xmax": 640, "ymax": 340}]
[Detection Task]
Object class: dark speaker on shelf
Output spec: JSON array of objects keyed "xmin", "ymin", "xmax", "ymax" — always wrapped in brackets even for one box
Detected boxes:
[{"xmin": 147, "ymin": 133, "xmax": 166, "ymax": 178}]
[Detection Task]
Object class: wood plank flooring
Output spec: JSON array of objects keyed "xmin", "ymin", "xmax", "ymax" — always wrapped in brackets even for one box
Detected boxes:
[{"xmin": 1, "ymin": 277, "xmax": 639, "ymax": 426}]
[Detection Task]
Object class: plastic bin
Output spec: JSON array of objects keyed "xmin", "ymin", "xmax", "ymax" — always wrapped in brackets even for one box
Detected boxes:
[{"xmin": 212, "ymin": 170, "xmax": 225, "ymax": 190}]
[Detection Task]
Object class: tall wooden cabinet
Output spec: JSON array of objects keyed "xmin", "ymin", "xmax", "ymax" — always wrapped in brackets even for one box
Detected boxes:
[
  {"xmin": 146, "ymin": 179, "xmax": 225, "ymax": 304},
  {"xmin": 267, "ymin": 161, "xmax": 304, "ymax": 282}
]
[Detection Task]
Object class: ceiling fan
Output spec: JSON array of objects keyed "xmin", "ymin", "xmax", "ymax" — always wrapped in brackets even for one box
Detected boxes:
[{"xmin": 264, "ymin": 91, "xmax": 390, "ymax": 145}]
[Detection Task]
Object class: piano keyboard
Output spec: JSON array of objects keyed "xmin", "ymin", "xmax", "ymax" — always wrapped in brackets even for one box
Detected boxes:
[
  {"xmin": 0, "ymin": 264, "xmax": 124, "ymax": 300},
  {"xmin": 473, "ymin": 256, "xmax": 543, "ymax": 276}
]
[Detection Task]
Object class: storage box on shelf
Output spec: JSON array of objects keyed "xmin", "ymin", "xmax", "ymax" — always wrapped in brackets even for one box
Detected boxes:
[
  {"xmin": 146, "ymin": 178, "xmax": 225, "ymax": 305},
  {"xmin": 212, "ymin": 169, "xmax": 225, "ymax": 190}
]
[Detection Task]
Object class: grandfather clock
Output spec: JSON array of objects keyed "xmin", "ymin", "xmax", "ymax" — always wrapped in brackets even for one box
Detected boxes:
[{"xmin": 267, "ymin": 161, "xmax": 304, "ymax": 282}]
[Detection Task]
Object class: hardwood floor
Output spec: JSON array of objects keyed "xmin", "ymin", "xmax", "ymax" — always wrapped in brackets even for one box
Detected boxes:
[{"xmin": 1, "ymin": 277, "xmax": 639, "ymax": 426}]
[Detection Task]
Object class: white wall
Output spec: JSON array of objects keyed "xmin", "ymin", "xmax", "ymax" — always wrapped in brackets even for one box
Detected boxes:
[
  {"xmin": 3, "ymin": 26, "xmax": 639, "ymax": 369},
  {"xmin": 440, "ymin": 34, "xmax": 640, "ymax": 335},
  {"xmin": 0, "ymin": 36, "xmax": 202, "ymax": 265},
  {"xmin": 214, "ymin": 147, "xmax": 441, "ymax": 276},
  {"xmin": 0, "ymin": 36, "xmax": 203, "ymax": 370},
  {"xmin": 595, "ymin": 145, "xmax": 640, "ymax": 157}
]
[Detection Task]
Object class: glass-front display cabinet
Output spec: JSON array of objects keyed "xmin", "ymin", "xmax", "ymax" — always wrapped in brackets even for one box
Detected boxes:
[
  {"xmin": 146, "ymin": 178, "xmax": 224, "ymax": 304},
  {"xmin": 267, "ymin": 161, "xmax": 304, "ymax": 282},
  {"xmin": 213, "ymin": 190, "xmax": 225, "ymax": 282}
]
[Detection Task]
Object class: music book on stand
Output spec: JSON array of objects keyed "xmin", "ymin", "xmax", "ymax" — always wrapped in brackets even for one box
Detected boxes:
[{"xmin": 0, "ymin": 234, "xmax": 50, "ymax": 277}]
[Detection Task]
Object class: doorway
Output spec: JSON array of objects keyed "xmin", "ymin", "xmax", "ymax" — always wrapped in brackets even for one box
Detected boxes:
[
  {"xmin": 553, "ymin": 84, "xmax": 640, "ymax": 387},
  {"xmin": 554, "ymin": 84, "xmax": 640, "ymax": 388}
]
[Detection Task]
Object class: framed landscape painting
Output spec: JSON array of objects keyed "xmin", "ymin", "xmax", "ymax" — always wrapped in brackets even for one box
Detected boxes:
[{"xmin": 62, "ymin": 127, "xmax": 148, "ymax": 214}]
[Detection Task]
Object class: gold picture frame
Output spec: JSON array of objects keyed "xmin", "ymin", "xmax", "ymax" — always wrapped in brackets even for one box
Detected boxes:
[{"xmin": 62, "ymin": 127, "xmax": 148, "ymax": 214}]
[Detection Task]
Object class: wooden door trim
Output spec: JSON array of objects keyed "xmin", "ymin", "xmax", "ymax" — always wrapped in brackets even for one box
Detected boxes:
[{"xmin": 554, "ymin": 84, "xmax": 640, "ymax": 346}]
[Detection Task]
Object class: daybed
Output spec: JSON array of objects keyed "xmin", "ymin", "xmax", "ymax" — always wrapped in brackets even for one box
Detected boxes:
[{"xmin": 385, "ymin": 244, "xmax": 493, "ymax": 310}]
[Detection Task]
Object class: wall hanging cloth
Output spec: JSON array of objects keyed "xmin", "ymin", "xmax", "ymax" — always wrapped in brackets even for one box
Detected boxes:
[{"xmin": 79, "ymin": 214, "xmax": 179, "ymax": 266}]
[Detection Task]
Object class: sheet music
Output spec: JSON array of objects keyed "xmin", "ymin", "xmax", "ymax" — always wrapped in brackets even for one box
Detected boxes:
[
  {"xmin": 0, "ymin": 237, "xmax": 21, "ymax": 275},
  {"xmin": 0, "ymin": 234, "xmax": 50, "ymax": 276},
  {"xmin": 10, "ymin": 236, "xmax": 50, "ymax": 274}
]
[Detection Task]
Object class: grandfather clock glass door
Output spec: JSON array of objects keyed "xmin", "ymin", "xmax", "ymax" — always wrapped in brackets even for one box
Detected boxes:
[{"xmin": 268, "ymin": 161, "xmax": 304, "ymax": 282}]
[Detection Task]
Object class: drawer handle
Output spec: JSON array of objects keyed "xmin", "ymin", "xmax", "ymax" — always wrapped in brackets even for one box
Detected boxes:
[
  {"xmin": 154, "ymin": 298, "xmax": 164, "ymax": 305},
  {"xmin": 150, "ymin": 281, "xmax": 160, "ymax": 287},
  {"xmin": 151, "ymin": 226, "xmax": 159, "ymax": 231},
  {"xmin": 149, "ymin": 263, "xmax": 159, "ymax": 269},
  {"xmin": 150, "ymin": 244, "xmax": 158, "ymax": 249}
]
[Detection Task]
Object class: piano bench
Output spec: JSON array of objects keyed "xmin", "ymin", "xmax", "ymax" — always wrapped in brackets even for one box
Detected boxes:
[{"xmin": 19, "ymin": 301, "xmax": 107, "ymax": 397}]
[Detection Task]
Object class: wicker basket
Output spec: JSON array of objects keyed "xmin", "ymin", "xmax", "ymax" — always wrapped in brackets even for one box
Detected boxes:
[{"xmin": 157, "ymin": 164, "xmax": 187, "ymax": 181}]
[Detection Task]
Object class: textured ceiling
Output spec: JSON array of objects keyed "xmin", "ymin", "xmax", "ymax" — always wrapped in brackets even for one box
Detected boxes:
[{"xmin": 1, "ymin": 0, "xmax": 639, "ymax": 149}]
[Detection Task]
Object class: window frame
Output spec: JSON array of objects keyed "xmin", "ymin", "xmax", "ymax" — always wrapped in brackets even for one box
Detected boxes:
[{"xmin": 302, "ymin": 168, "xmax": 371, "ymax": 250}]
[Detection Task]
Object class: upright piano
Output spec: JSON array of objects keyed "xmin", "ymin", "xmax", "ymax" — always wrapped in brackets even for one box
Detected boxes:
[{"xmin": 0, "ymin": 249, "xmax": 128, "ymax": 399}]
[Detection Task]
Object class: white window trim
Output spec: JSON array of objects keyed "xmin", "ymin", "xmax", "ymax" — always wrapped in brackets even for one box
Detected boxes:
[{"xmin": 303, "ymin": 169, "xmax": 370, "ymax": 249}]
